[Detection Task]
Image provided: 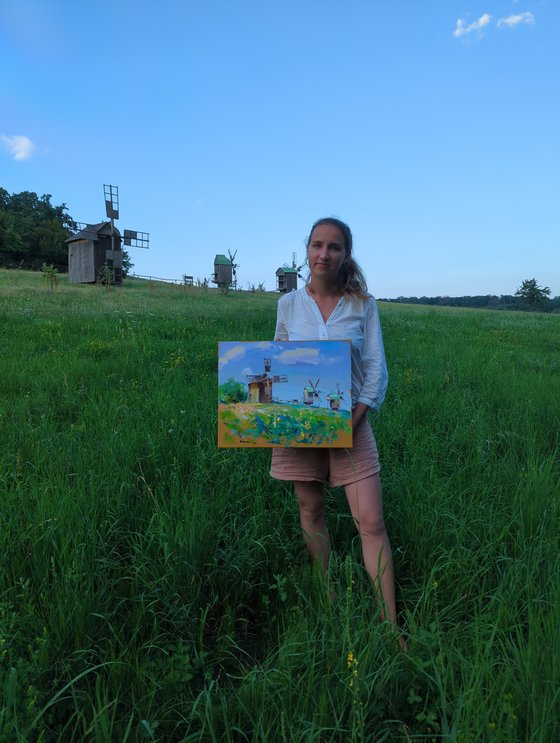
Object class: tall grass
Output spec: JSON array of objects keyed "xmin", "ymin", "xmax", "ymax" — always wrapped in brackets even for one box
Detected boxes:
[{"xmin": 1, "ymin": 270, "xmax": 559, "ymax": 741}]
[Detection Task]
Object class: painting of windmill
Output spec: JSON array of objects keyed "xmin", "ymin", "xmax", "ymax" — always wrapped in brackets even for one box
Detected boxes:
[
  {"xmin": 218, "ymin": 340, "xmax": 352, "ymax": 448},
  {"xmin": 326, "ymin": 383, "xmax": 345, "ymax": 411},
  {"xmin": 246, "ymin": 358, "xmax": 288, "ymax": 403},
  {"xmin": 303, "ymin": 379, "xmax": 321, "ymax": 406}
]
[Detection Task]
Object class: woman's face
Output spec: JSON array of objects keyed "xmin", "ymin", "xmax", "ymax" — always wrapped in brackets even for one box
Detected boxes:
[{"xmin": 307, "ymin": 223, "xmax": 348, "ymax": 284}]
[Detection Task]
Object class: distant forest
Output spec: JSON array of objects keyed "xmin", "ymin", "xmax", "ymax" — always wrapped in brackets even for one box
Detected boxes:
[
  {"xmin": 379, "ymin": 293, "xmax": 560, "ymax": 313},
  {"xmin": 0, "ymin": 188, "xmax": 75, "ymax": 272}
]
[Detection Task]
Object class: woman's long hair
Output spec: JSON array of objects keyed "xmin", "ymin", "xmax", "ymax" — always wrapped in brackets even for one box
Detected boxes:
[{"xmin": 306, "ymin": 217, "xmax": 369, "ymax": 299}]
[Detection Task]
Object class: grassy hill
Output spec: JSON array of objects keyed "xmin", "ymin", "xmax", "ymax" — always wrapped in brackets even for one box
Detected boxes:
[{"xmin": 1, "ymin": 269, "xmax": 559, "ymax": 741}]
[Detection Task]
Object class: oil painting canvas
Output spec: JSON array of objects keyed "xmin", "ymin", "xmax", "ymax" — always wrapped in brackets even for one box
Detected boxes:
[{"xmin": 218, "ymin": 340, "xmax": 352, "ymax": 448}]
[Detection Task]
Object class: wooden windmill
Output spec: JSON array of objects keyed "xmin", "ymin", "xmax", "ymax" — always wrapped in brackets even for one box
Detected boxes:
[
  {"xmin": 303, "ymin": 378, "xmax": 321, "ymax": 406},
  {"xmin": 326, "ymin": 383, "xmax": 345, "ymax": 411},
  {"xmin": 246, "ymin": 357, "xmax": 288, "ymax": 403},
  {"xmin": 212, "ymin": 249, "xmax": 239, "ymax": 289},
  {"xmin": 66, "ymin": 184, "xmax": 149, "ymax": 285},
  {"xmin": 276, "ymin": 252, "xmax": 306, "ymax": 292}
]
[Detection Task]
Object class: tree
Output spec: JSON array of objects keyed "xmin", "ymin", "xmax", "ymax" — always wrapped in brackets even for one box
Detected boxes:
[
  {"xmin": 122, "ymin": 249, "xmax": 134, "ymax": 277},
  {"xmin": 219, "ymin": 378, "xmax": 248, "ymax": 404},
  {"xmin": 41, "ymin": 262, "xmax": 59, "ymax": 290},
  {"xmin": 0, "ymin": 189, "xmax": 75, "ymax": 271},
  {"xmin": 515, "ymin": 278, "xmax": 551, "ymax": 307}
]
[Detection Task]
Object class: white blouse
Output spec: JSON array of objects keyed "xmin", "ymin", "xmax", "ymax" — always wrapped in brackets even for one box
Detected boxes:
[{"xmin": 274, "ymin": 287, "xmax": 388, "ymax": 411}]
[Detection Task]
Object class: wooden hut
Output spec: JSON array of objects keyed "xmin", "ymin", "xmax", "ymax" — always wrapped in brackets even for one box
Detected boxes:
[
  {"xmin": 276, "ymin": 266, "xmax": 298, "ymax": 293},
  {"xmin": 212, "ymin": 254, "xmax": 232, "ymax": 288},
  {"xmin": 66, "ymin": 222, "xmax": 123, "ymax": 284}
]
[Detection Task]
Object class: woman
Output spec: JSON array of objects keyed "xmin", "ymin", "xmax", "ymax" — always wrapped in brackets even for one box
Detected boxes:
[{"xmin": 271, "ymin": 217, "xmax": 402, "ymax": 639}]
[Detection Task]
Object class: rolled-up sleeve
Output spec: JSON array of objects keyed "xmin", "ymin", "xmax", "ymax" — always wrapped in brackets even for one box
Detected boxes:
[{"xmin": 356, "ymin": 299, "xmax": 388, "ymax": 411}]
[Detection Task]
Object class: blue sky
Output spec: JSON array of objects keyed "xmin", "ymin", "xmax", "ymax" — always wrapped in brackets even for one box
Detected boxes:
[
  {"xmin": 1, "ymin": 0, "xmax": 558, "ymax": 296},
  {"xmin": 219, "ymin": 341, "xmax": 352, "ymax": 409}
]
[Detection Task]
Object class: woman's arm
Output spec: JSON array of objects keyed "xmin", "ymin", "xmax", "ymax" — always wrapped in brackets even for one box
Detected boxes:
[{"xmin": 356, "ymin": 298, "xmax": 388, "ymax": 411}]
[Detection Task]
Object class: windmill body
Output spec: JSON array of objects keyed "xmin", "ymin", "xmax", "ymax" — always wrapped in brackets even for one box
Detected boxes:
[
  {"xmin": 276, "ymin": 252, "xmax": 305, "ymax": 292},
  {"xmin": 246, "ymin": 358, "xmax": 288, "ymax": 403},
  {"xmin": 303, "ymin": 378, "xmax": 321, "ymax": 406},
  {"xmin": 66, "ymin": 221, "xmax": 122, "ymax": 284},
  {"xmin": 326, "ymin": 383, "xmax": 345, "ymax": 411},
  {"xmin": 212, "ymin": 250, "xmax": 239, "ymax": 289}
]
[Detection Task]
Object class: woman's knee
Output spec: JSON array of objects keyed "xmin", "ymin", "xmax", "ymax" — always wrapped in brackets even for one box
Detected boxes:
[
  {"xmin": 354, "ymin": 508, "xmax": 386, "ymax": 539},
  {"xmin": 294, "ymin": 481, "xmax": 325, "ymax": 520}
]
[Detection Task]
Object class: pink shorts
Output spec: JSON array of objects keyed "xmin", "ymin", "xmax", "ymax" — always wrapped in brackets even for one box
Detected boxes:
[{"xmin": 270, "ymin": 418, "xmax": 381, "ymax": 488}]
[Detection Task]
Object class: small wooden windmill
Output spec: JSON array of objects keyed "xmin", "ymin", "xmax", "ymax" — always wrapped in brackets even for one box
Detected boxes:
[
  {"xmin": 66, "ymin": 184, "xmax": 149, "ymax": 285},
  {"xmin": 303, "ymin": 378, "xmax": 321, "ymax": 406},
  {"xmin": 246, "ymin": 358, "xmax": 288, "ymax": 403},
  {"xmin": 212, "ymin": 249, "xmax": 239, "ymax": 289},
  {"xmin": 326, "ymin": 383, "xmax": 345, "ymax": 411},
  {"xmin": 276, "ymin": 252, "xmax": 306, "ymax": 292}
]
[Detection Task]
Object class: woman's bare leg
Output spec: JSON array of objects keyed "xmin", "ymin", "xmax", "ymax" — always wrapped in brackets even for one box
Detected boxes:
[
  {"xmin": 344, "ymin": 474, "xmax": 397, "ymax": 624},
  {"xmin": 293, "ymin": 480, "xmax": 330, "ymax": 573}
]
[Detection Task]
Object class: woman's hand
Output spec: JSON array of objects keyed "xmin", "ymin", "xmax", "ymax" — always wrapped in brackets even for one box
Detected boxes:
[{"xmin": 351, "ymin": 402, "xmax": 369, "ymax": 433}]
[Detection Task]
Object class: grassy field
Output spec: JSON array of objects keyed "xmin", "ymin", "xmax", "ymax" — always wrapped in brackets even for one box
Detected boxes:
[{"xmin": 1, "ymin": 269, "xmax": 559, "ymax": 742}]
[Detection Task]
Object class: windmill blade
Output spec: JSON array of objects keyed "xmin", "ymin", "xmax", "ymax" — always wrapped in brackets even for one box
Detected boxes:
[
  {"xmin": 67, "ymin": 221, "xmax": 94, "ymax": 236},
  {"xmin": 123, "ymin": 230, "xmax": 150, "ymax": 249},
  {"xmin": 103, "ymin": 184, "xmax": 119, "ymax": 220}
]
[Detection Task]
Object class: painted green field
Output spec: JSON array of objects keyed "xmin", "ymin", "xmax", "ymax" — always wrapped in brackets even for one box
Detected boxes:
[
  {"xmin": 218, "ymin": 403, "xmax": 352, "ymax": 447},
  {"xmin": 1, "ymin": 269, "xmax": 559, "ymax": 742}
]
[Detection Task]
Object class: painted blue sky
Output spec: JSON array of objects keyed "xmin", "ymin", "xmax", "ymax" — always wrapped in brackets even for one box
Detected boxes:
[
  {"xmin": 219, "ymin": 341, "xmax": 352, "ymax": 409},
  {"xmin": 1, "ymin": 0, "xmax": 558, "ymax": 296}
]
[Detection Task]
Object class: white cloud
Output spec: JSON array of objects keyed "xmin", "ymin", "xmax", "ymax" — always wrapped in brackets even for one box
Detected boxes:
[
  {"xmin": 497, "ymin": 12, "xmax": 534, "ymax": 28},
  {"xmin": 0, "ymin": 134, "xmax": 35, "ymax": 160},
  {"xmin": 453, "ymin": 13, "xmax": 491, "ymax": 38}
]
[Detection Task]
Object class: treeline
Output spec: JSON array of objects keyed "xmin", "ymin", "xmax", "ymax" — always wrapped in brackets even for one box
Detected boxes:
[
  {"xmin": 0, "ymin": 188, "xmax": 75, "ymax": 271},
  {"xmin": 380, "ymin": 294, "xmax": 560, "ymax": 313}
]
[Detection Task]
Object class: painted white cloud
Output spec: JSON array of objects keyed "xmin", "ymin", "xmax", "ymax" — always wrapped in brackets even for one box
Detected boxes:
[
  {"xmin": 275, "ymin": 347, "xmax": 320, "ymax": 366},
  {"xmin": 497, "ymin": 12, "xmax": 534, "ymax": 28},
  {"xmin": 318, "ymin": 354, "xmax": 339, "ymax": 368},
  {"xmin": 219, "ymin": 344, "xmax": 246, "ymax": 370},
  {"xmin": 453, "ymin": 13, "xmax": 491, "ymax": 38},
  {"xmin": 0, "ymin": 134, "xmax": 35, "ymax": 160},
  {"xmin": 253, "ymin": 341, "xmax": 274, "ymax": 350}
]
